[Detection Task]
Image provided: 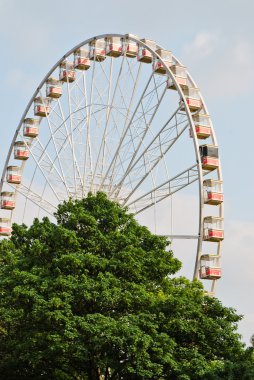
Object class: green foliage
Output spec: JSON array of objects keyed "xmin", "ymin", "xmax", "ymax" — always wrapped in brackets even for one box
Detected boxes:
[{"xmin": 0, "ymin": 192, "xmax": 252, "ymax": 379}]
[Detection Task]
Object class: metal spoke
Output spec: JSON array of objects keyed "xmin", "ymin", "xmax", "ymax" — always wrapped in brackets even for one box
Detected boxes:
[
  {"xmin": 66, "ymin": 77, "xmax": 83, "ymax": 193},
  {"xmin": 89, "ymin": 56, "xmax": 115, "ymax": 191},
  {"xmin": 82, "ymin": 70, "xmax": 92, "ymax": 191},
  {"xmin": 99, "ymin": 70, "xmax": 155, "ymax": 188},
  {"xmin": 17, "ymin": 132, "xmax": 65, "ymax": 203},
  {"xmin": 159, "ymin": 234, "xmax": 199, "ymax": 239},
  {"xmin": 9, "ymin": 182, "xmax": 57, "ymax": 215},
  {"xmin": 39, "ymin": 90, "xmax": 70, "ymax": 196},
  {"xmin": 113, "ymin": 107, "xmax": 189, "ymax": 201},
  {"xmin": 127, "ymin": 164, "xmax": 206, "ymax": 214},
  {"xmin": 108, "ymin": 78, "xmax": 168, "ymax": 193}
]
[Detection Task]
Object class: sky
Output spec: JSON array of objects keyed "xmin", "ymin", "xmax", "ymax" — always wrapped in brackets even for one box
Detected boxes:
[{"xmin": 0, "ymin": 0, "xmax": 254, "ymax": 344}]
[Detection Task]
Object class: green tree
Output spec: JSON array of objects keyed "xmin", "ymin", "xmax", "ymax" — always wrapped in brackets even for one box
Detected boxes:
[{"xmin": 0, "ymin": 192, "xmax": 252, "ymax": 379}]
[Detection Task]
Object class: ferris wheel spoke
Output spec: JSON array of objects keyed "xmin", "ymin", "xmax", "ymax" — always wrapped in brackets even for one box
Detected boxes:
[
  {"xmin": 9, "ymin": 182, "xmax": 57, "ymax": 216},
  {"xmin": 136, "ymin": 76, "xmax": 167, "ymax": 109},
  {"xmin": 73, "ymin": 70, "xmax": 92, "ymax": 186},
  {"xmin": 126, "ymin": 164, "xmax": 200, "ymax": 213},
  {"xmin": 85, "ymin": 58, "xmax": 100, "ymax": 174},
  {"xmin": 121, "ymin": 59, "xmax": 142, "ymax": 124},
  {"xmin": 86, "ymin": 100, "xmax": 127, "ymax": 189},
  {"xmin": 100, "ymin": 57, "xmax": 133, "ymax": 171},
  {"xmin": 27, "ymin": 134, "xmax": 67, "ymax": 184},
  {"xmin": 118, "ymin": 77, "xmax": 167, "ymax": 154},
  {"xmin": 98, "ymin": 60, "xmax": 142, "ymax": 191},
  {"xmin": 118, "ymin": 75, "xmax": 163, "ymax": 157},
  {"xmin": 22, "ymin": 174, "xmax": 52, "ymax": 223},
  {"xmin": 90, "ymin": 57, "xmax": 115, "ymax": 191},
  {"xmin": 39, "ymin": 91, "xmax": 71, "ymax": 197},
  {"xmin": 31, "ymin": 115, "xmax": 72, "ymax": 185},
  {"xmin": 42, "ymin": 102, "xmax": 79, "ymax": 191},
  {"xmin": 66, "ymin": 79, "xmax": 83, "ymax": 193},
  {"xmin": 98, "ymin": 70, "xmax": 155, "ymax": 187},
  {"xmin": 82, "ymin": 71, "xmax": 92, "ymax": 188},
  {"xmin": 17, "ymin": 131, "xmax": 65, "ymax": 208},
  {"xmin": 41, "ymin": 84, "xmax": 116, "ymax": 196},
  {"xmin": 32, "ymin": 102, "xmax": 109, "ymax": 199},
  {"xmin": 66, "ymin": 69, "xmax": 101, "ymax": 190},
  {"xmin": 79, "ymin": 56, "xmax": 140, "ymax": 194},
  {"xmin": 108, "ymin": 81, "xmax": 168, "ymax": 196},
  {"xmin": 151, "ymin": 71, "xmax": 160, "ymax": 103},
  {"xmin": 18, "ymin": 145, "xmax": 57, "ymax": 223},
  {"xmin": 56, "ymin": 97, "xmax": 86, "ymax": 192},
  {"xmin": 91, "ymin": 55, "xmax": 140, "ymax": 192},
  {"xmin": 21, "ymin": 133, "xmax": 70, "ymax": 202},
  {"xmin": 102, "ymin": 61, "xmax": 145, "ymax": 179},
  {"xmin": 69, "ymin": 77, "xmax": 93, "ymax": 192},
  {"xmin": 113, "ymin": 107, "xmax": 189, "ymax": 201}
]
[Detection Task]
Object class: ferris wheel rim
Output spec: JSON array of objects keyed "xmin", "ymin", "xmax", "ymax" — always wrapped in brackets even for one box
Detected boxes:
[
  {"xmin": 0, "ymin": 32, "xmax": 224, "ymax": 294},
  {"xmin": 0, "ymin": 33, "xmax": 201, "ymax": 212}
]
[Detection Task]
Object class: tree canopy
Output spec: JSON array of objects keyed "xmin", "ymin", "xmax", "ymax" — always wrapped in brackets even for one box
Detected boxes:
[{"xmin": 0, "ymin": 192, "xmax": 253, "ymax": 379}]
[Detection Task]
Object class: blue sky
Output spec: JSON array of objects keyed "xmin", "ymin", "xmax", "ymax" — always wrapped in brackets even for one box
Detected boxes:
[{"xmin": 0, "ymin": 0, "xmax": 254, "ymax": 344}]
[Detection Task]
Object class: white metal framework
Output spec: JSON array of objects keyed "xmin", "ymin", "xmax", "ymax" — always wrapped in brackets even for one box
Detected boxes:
[{"xmin": 0, "ymin": 33, "xmax": 224, "ymax": 295}]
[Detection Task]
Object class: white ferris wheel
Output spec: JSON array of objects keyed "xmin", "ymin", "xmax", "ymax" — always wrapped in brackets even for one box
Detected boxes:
[{"xmin": 0, "ymin": 33, "xmax": 224, "ymax": 295}]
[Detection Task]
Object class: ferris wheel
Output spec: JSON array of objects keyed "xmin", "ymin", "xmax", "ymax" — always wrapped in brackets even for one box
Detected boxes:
[{"xmin": 0, "ymin": 33, "xmax": 224, "ymax": 295}]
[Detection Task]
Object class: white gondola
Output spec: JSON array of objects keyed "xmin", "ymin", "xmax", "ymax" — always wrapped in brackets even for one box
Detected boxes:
[
  {"xmin": 89, "ymin": 39, "xmax": 106, "ymax": 61},
  {"xmin": 137, "ymin": 39, "xmax": 156, "ymax": 63},
  {"xmin": 199, "ymin": 144, "xmax": 219, "ymax": 171},
  {"xmin": 74, "ymin": 48, "xmax": 91, "ymax": 70},
  {"xmin": 122, "ymin": 38, "xmax": 138, "ymax": 58},
  {"xmin": 203, "ymin": 179, "xmax": 223, "ymax": 205},
  {"xmin": 59, "ymin": 61, "xmax": 76, "ymax": 82},
  {"xmin": 191, "ymin": 114, "xmax": 211, "ymax": 139},
  {"xmin": 105, "ymin": 36, "xmax": 122, "ymax": 57},
  {"xmin": 1, "ymin": 192, "xmax": 15, "ymax": 210},
  {"xmin": 0, "ymin": 218, "xmax": 11, "ymax": 236},
  {"xmin": 23, "ymin": 118, "xmax": 39, "ymax": 138},
  {"xmin": 46, "ymin": 78, "xmax": 62, "ymax": 98},
  {"xmin": 6, "ymin": 166, "xmax": 21, "ymax": 184},
  {"xmin": 167, "ymin": 65, "xmax": 187, "ymax": 89},
  {"xmin": 203, "ymin": 216, "xmax": 224, "ymax": 242},
  {"xmin": 153, "ymin": 49, "xmax": 173, "ymax": 74},
  {"xmin": 180, "ymin": 87, "xmax": 202, "ymax": 112},
  {"xmin": 34, "ymin": 97, "xmax": 50, "ymax": 117},
  {"xmin": 14, "ymin": 141, "xmax": 29, "ymax": 160},
  {"xmin": 200, "ymin": 254, "xmax": 222, "ymax": 279}
]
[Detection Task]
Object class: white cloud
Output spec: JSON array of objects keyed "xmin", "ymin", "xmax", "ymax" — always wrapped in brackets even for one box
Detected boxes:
[
  {"xmin": 214, "ymin": 40, "xmax": 254, "ymax": 96},
  {"xmin": 182, "ymin": 34, "xmax": 254, "ymax": 98},
  {"xmin": 183, "ymin": 31, "xmax": 220, "ymax": 60}
]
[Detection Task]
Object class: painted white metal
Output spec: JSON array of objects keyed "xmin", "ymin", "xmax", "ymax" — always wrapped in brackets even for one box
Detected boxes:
[{"xmin": 0, "ymin": 33, "xmax": 223, "ymax": 295}]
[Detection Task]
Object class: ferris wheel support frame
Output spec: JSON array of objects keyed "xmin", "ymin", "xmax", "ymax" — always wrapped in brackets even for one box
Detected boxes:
[{"xmin": 0, "ymin": 33, "xmax": 223, "ymax": 291}]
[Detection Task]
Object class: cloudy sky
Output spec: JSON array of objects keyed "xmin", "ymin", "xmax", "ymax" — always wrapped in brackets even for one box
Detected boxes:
[{"xmin": 0, "ymin": 0, "xmax": 254, "ymax": 344}]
